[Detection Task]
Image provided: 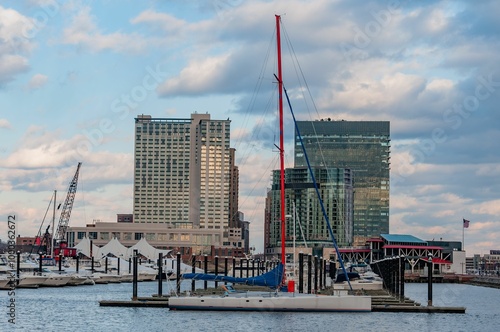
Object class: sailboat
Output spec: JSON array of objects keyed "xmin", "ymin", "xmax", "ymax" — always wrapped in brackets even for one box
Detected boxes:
[{"xmin": 168, "ymin": 15, "xmax": 371, "ymax": 312}]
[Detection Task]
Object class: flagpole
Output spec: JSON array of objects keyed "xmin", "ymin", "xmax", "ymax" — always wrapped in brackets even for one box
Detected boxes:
[{"xmin": 462, "ymin": 217, "xmax": 465, "ymax": 251}]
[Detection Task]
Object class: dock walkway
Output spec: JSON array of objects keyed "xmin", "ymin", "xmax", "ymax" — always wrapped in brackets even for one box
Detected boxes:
[
  {"xmin": 98, "ymin": 286, "xmax": 465, "ymax": 313},
  {"xmin": 363, "ymin": 289, "xmax": 465, "ymax": 313}
]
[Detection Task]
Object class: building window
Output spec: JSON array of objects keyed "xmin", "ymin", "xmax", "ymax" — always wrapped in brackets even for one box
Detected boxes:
[
  {"xmin": 134, "ymin": 233, "xmax": 143, "ymax": 240},
  {"xmin": 88, "ymin": 232, "xmax": 97, "ymax": 240},
  {"xmin": 123, "ymin": 233, "xmax": 132, "ymax": 240},
  {"xmin": 77, "ymin": 232, "xmax": 86, "ymax": 240}
]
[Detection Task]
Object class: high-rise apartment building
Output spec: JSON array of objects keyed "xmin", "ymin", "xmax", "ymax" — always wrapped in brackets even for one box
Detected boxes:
[
  {"xmin": 294, "ymin": 120, "xmax": 390, "ymax": 244},
  {"xmin": 133, "ymin": 114, "xmax": 234, "ymax": 231},
  {"xmin": 228, "ymin": 148, "xmax": 240, "ymax": 229}
]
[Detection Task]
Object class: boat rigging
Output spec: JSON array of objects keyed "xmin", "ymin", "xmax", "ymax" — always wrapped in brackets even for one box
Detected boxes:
[{"xmin": 168, "ymin": 15, "xmax": 370, "ymax": 312}]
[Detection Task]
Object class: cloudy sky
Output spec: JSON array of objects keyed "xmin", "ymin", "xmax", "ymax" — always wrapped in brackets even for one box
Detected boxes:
[{"xmin": 1, "ymin": 0, "xmax": 499, "ymax": 255}]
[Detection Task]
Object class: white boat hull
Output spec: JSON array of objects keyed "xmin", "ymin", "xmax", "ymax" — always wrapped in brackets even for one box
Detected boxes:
[
  {"xmin": 66, "ymin": 275, "xmax": 88, "ymax": 286},
  {"xmin": 17, "ymin": 275, "xmax": 47, "ymax": 288},
  {"xmin": 42, "ymin": 275, "xmax": 72, "ymax": 287},
  {"xmin": 93, "ymin": 274, "xmax": 122, "ymax": 284},
  {"xmin": 0, "ymin": 277, "xmax": 11, "ymax": 289},
  {"xmin": 82, "ymin": 277, "xmax": 95, "ymax": 285},
  {"xmin": 138, "ymin": 273, "xmax": 157, "ymax": 281},
  {"xmin": 119, "ymin": 274, "xmax": 133, "ymax": 282},
  {"xmin": 168, "ymin": 293, "xmax": 371, "ymax": 312}
]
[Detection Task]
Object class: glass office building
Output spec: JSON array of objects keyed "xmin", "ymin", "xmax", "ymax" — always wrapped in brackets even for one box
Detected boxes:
[
  {"xmin": 294, "ymin": 120, "xmax": 390, "ymax": 243},
  {"xmin": 266, "ymin": 167, "xmax": 354, "ymax": 249}
]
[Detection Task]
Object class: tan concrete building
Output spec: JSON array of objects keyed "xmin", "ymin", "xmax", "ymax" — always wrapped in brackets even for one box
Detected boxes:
[
  {"xmin": 133, "ymin": 114, "xmax": 234, "ymax": 230},
  {"xmin": 66, "ymin": 221, "xmax": 245, "ymax": 256}
]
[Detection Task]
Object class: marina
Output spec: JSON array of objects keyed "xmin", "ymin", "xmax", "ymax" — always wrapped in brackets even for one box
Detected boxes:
[
  {"xmin": 2, "ymin": 229, "xmax": 488, "ymax": 315},
  {"xmin": 2, "ymin": 282, "xmax": 498, "ymax": 331},
  {"xmin": 2, "ymin": 248, "xmax": 475, "ymax": 316}
]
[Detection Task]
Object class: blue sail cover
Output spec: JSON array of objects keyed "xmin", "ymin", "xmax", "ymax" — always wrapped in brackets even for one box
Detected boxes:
[{"xmin": 181, "ymin": 263, "xmax": 284, "ymax": 288}]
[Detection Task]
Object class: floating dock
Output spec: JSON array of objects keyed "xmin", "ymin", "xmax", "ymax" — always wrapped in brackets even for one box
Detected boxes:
[
  {"xmin": 372, "ymin": 305, "xmax": 466, "ymax": 313},
  {"xmin": 367, "ymin": 289, "xmax": 465, "ymax": 313},
  {"xmin": 98, "ymin": 288, "xmax": 465, "ymax": 313},
  {"xmin": 99, "ymin": 296, "xmax": 170, "ymax": 307}
]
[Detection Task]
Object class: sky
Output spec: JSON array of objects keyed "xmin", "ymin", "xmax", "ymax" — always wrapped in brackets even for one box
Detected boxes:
[{"xmin": 1, "ymin": 0, "xmax": 499, "ymax": 256}]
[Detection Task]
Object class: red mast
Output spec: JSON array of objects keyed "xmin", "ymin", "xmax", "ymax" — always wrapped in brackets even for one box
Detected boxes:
[{"xmin": 276, "ymin": 15, "xmax": 286, "ymax": 269}]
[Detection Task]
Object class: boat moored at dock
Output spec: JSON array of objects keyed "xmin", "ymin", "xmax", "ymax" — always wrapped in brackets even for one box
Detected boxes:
[{"xmin": 169, "ymin": 291, "xmax": 371, "ymax": 312}]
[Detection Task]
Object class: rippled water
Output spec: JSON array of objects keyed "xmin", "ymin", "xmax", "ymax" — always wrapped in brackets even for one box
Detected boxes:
[{"xmin": 2, "ymin": 281, "xmax": 499, "ymax": 332}]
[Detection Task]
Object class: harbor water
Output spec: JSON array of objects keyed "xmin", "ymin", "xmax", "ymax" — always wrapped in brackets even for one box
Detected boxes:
[{"xmin": 2, "ymin": 281, "xmax": 499, "ymax": 331}]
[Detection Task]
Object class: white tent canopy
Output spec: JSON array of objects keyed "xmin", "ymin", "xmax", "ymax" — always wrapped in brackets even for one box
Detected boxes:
[
  {"xmin": 96, "ymin": 237, "xmax": 128, "ymax": 259},
  {"xmin": 74, "ymin": 237, "xmax": 171, "ymax": 261},
  {"xmin": 74, "ymin": 237, "xmax": 101, "ymax": 258},
  {"xmin": 128, "ymin": 237, "xmax": 171, "ymax": 261}
]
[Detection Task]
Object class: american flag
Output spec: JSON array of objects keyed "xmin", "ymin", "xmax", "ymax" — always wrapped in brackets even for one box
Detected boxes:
[{"xmin": 463, "ymin": 218, "xmax": 470, "ymax": 228}]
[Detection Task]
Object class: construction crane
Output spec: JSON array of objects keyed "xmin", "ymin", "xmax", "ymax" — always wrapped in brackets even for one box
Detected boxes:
[{"xmin": 53, "ymin": 162, "xmax": 81, "ymax": 258}]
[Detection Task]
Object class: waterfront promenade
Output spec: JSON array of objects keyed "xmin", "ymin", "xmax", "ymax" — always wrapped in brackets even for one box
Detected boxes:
[
  {"xmin": 405, "ymin": 273, "xmax": 500, "ymax": 288},
  {"xmin": 465, "ymin": 275, "xmax": 500, "ymax": 288}
]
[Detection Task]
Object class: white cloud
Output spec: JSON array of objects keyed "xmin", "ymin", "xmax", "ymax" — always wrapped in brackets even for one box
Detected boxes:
[
  {"xmin": 157, "ymin": 53, "xmax": 231, "ymax": 96},
  {"xmin": 391, "ymin": 195, "xmax": 420, "ymax": 210},
  {"xmin": 231, "ymin": 127, "xmax": 250, "ymax": 141},
  {"xmin": 0, "ymin": 6, "xmax": 34, "ymax": 84},
  {"xmin": 0, "ymin": 126, "xmax": 131, "ymax": 173},
  {"xmin": 0, "ymin": 54, "xmax": 30, "ymax": 85},
  {"xmin": 424, "ymin": 8, "xmax": 450, "ymax": 33},
  {"xmin": 0, "ymin": 6, "xmax": 35, "ymax": 54},
  {"xmin": 163, "ymin": 108, "xmax": 178, "ymax": 116},
  {"xmin": 27, "ymin": 73, "xmax": 48, "ymax": 90},
  {"xmin": 472, "ymin": 200, "xmax": 500, "ymax": 215},
  {"xmin": 331, "ymin": 70, "xmax": 427, "ymax": 110},
  {"xmin": 475, "ymin": 164, "xmax": 500, "ymax": 177},
  {"xmin": 0, "ymin": 119, "xmax": 12, "ymax": 129},
  {"xmin": 27, "ymin": 0, "xmax": 58, "ymax": 6},
  {"xmin": 61, "ymin": 6, "xmax": 149, "ymax": 53},
  {"xmin": 131, "ymin": 10, "xmax": 187, "ymax": 33}
]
